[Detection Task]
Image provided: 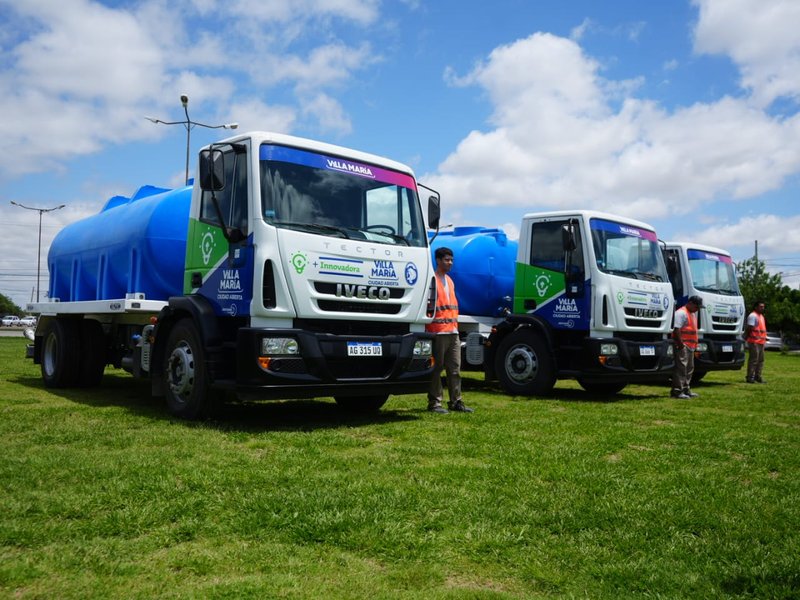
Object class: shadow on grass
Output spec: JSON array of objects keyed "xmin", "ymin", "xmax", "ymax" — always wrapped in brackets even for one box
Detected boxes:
[
  {"xmin": 9, "ymin": 371, "xmax": 419, "ymax": 432},
  {"xmin": 461, "ymin": 374, "xmax": 666, "ymax": 403}
]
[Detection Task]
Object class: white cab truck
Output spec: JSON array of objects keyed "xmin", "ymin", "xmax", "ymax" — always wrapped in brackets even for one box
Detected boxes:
[
  {"xmin": 663, "ymin": 242, "xmax": 746, "ymax": 380},
  {"xmin": 27, "ymin": 131, "xmax": 439, "ymax": 418},
  {"xmin": 429, "ymin": 210, "xmax": 675, "ymax": 395}
]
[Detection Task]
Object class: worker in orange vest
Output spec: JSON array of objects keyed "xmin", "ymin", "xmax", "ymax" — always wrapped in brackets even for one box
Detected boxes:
[
  {"xmin": 425, "ymin": 246, "xmax": 473, "ymax": 414},
  {"xmin": 671, "ymin": 295, "xmax": 703, "ymax": 399},
  {"xmin": 744, "ymin": 300, "xmax": 767, "ymax": 384}
]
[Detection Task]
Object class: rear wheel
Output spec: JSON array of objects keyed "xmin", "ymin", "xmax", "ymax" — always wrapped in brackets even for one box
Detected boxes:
[
  {"xmin": 577, "ymin": 380, "xmax": 627, "ymax": 395},
  {"xmin": 41, "ymin": 318, "xmax": 81, "ymax": 388},
  {"xmin": 334, "ymin": 395, "xmax": 389, "ymax": 412},
  {"xmin": 78, "ymin": 319, "xmax": 106, "ymax": 387},
  {"xmin": 163, "ymin": 319, "xmax": 217, "ymax": 420},
  {"xmin": 691, "ymin": 370, "xmax": 707, "ymax": 385},
  {"xmin": 494, "ymin": 329, "xmax": 556, "ymax": 396}
]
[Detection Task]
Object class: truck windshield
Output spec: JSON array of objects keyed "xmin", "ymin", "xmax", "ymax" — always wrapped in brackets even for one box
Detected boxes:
[
  {"xmin": 590, "ymin": 218, "xmax": 667, "ymax": 282},
  {"xmin": 259, "ymin": 144, "xmax": 427, "ymax": 247},
  {"xmin": 687, "ymin": 249, "xmax": 740, "ymax": 295}
]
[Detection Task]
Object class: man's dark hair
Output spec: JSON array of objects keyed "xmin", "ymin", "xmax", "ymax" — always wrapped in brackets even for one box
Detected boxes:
[
  {"xmin": 753, "ymin": 300, "xmax": 765, "ymax": 309},
  {"xmin": 435, "ymin": 247, "xmax": 454, "ymax": 260},
  {"xmin": 688, "ymin": 295, "xmax": 703, "ymax": 307}
]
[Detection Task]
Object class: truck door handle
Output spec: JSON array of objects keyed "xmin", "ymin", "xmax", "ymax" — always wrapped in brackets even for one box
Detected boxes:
[
  {"xmin": 524, "ymin": 299, "xmax": 537, "ymax": 311},
  {"xmin": 191, "ymin": 272, "xmax": 203, "ymax": 287}
]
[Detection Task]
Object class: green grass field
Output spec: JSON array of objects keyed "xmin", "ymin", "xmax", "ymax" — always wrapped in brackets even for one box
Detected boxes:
[{"xmin": 1, "ymin": 335, "xmax": 799, "ymax": 599}]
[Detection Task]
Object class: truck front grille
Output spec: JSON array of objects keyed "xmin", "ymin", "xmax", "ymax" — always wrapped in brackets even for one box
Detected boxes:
[
  {"xmin": 623, "ymin": 307, "xmax": 664, "ymax": 329},
  {"xmin": 317, "ymin": 299, "xmax": 402, "ymax": 314}
]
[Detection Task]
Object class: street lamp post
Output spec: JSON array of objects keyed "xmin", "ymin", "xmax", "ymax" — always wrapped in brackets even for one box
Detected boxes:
[
  {"xmin": 10, "ymin": 201, "xmax": 66, "ymax": 302},
  {"xmin": 146, "ymin": 94, "xmax": 238, "ymax": 185}
]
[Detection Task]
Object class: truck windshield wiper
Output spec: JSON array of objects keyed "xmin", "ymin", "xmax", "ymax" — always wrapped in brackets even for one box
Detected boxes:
[
  {"xmin": 273, "ymin": 221, "xmax": 351, "ymax": 238},
  {"xmin": 631, "ymin": 270, "xmax": 664, "ymax": 282},
  {"xmin": 696, "ymin": 285, "xmax": 737, "ymax": 295},
  {"xmin": 603, "ymin": 268, "xmax": 638, "ymax": 279},
  {"xmin": 351, "ymin": 227, "xmax": 410, "ymax": 246}
]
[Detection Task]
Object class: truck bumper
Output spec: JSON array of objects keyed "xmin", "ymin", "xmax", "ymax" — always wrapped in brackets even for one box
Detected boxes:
[
  {"xmin": 693, "ymin": 337, "xmax": 746, "ymax": 371},
  {"xmin": 231, "ymin": 328, "xmax": 435, "ymax": 398},
  {"xmin": 575, "ymin": 336, "xmax": 674, "ymax": 384}
]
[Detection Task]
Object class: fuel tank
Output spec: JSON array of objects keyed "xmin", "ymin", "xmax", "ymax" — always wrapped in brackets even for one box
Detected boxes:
[
  {"xmin": 48, "ymin": 185, "xmax": 191, "ymax": 302},
  {"xmin": 429, "ymin": 227, "xmax": 517, "ymax": 317}
]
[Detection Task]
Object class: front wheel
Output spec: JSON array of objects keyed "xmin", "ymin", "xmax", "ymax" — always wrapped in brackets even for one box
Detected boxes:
[
  {"xmin": 494, "ymin": 329, "xmax": 556, "ymax": 396},
  {"xmin": 163, "ymin": 319, "xmax": 217, "ymax": 420},
  {"xmin": 334, "ymin": 395, "xmax": 389, "ymax": 413}
]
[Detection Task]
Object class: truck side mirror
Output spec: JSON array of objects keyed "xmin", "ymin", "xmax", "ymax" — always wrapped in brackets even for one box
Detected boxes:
[
  {"xmin": 198, "ymin": 149, "xmax": 226, "ymax": 191},
  {"xmin": 427, "ymin": 195, "xmax": 441, "ymax": 230},
  {"xmin": 561, "ymin": 224, "xmax": 577, "ymax": 252},
  {"xmin": 667, "ymin": 254, "xmax": 678, "ymax": 276}
]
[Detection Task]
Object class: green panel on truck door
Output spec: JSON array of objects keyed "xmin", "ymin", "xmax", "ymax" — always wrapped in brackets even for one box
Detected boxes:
[
  {"xmin": 184, "ymin": 218, "xmax": 229, "ymax": 293},
  {"xmin": 513, "ymin": 262, "xmax": 566, "ymax": 314}
]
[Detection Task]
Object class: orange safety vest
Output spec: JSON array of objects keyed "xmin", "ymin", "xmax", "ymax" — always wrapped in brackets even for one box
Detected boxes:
[
  {"xmin": 746, "ymin": 312, "xmax": 767, "ymax": 345},
  {"xmin": 675, "ymin": 306, "xmax": 698, "ymax": 350},
  {"xmin": 426, "ymin": 274, "xmax": 459, "ymax": 334}
]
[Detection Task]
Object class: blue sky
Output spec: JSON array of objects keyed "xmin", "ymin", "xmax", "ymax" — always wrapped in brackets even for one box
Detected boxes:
[{"xmin": 2, "ymin": 0, "xmax": 799, "ymax": 308}]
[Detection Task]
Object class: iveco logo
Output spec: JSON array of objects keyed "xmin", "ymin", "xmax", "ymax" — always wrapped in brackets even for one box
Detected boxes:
[
  {"xmin": 634, "ymin": 308, "xmax": 660, "ymax": 318},
  {"xmin": 336, "ymin": 283, "xmax": 391, "ymax": 300}
]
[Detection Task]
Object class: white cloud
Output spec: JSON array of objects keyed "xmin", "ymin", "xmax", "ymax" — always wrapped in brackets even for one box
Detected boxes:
[
  {"xmin": 228, "ymin": 98, "xmax": 297, "ymax": 134},
  {"xmin": 301, "ymin": 93, "xmax": 352, "ymax": 136},
  {"xmin": 0, "ymin": 0, "xmax": 385, "ymax": 179},
  {"xmin": 693, "ymin": 0, "xmax": 800, "ymax": 107},
  {"xmin": 684, "ymin": 214, "xmax": 800, "ymax": 261},
  {"xmin": 427, "ymin": 28, "xmax": 800, "ymax": 227},
  {"xmin": 229, "ymin": 0, "xmax": 379, "ymax": 25}
]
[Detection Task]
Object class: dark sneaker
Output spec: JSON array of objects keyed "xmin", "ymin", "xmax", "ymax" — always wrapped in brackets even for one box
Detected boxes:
[
  {"xmin": 745, "ymin": 378, "xmax": 755, "ymax": 384},
  {"xmin": 428, "ymin": 405, "xmax": 449, "ymax": 414},
  {"xmin": 674, "ymin": 392, "xmax": 690, "ymax": 399},
  {"xmin": 685, "ymin": 390, "xmax": 699, "ymax": 398},
  {"xmin": 670, "ymin": 390, "xmax": 684, "ymax": 398},
  {"xmin": 448, "ymin": 401, "xmax": 474, "ymax": 413}
]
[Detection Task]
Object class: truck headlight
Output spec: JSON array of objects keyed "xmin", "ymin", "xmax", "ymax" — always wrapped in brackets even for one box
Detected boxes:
[
  {"xmin": 667, "ymin": 345, "xmax": 674, "ymax": 357},
  {"xmin": 600, "ymin": 343, "xmax": 618, "ymax": 356},
  {"xmin": 696, "ymin": 342, "xmax": 708, "ymax": 352},
  {"xmin": 262, "ymin": 337, "xmax": 299, "ymax": 355},
  {"xmin": 414, "ymin": 339, "xmax": 432, "ymax": 357}
]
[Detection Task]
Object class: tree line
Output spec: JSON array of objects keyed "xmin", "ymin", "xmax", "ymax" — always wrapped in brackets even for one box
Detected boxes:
[{"xmin": 737, "ymin": 257, "xmax": 800, "ymax": 340}]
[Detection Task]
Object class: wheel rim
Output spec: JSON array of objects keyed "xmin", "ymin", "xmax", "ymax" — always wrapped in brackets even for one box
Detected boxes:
[
  {"xmin": 504, "ymin": 343, "xmax": 538, "ymax": 384},
  {"xmin": 42, "ymin": 333, "xmax": 57, "ymax": 378},
  {"xmin": 167, "ymin": 341, "xmax": 195, "ymax": 401}
]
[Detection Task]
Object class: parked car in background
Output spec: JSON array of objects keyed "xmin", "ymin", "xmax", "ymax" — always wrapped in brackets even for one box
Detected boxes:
[
  {"xmin": 2, "ymin": 315, "xmax": 20, "ymax": 327},
  {"xmin": 764, "ymin": 331, "xmax": 783, "ymax": 351},
  {"xmin": 19, "ymin": 316, "xmax": 37, "ymax": 327}
]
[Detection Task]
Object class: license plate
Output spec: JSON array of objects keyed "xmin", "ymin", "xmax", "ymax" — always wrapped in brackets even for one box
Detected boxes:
[
  {"xmin": 347, "ymin": 342, "xmax": 382, "ymax": 357},
  {"xmin": 722, "ymin": 344, "xmax": 733, "ymax": 353},
  {"xmin": 639, "ymin": 345, "xmax": 655, "ymax": 356}
]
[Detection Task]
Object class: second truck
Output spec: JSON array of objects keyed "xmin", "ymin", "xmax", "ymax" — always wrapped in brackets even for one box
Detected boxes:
[
  {"xmin": 430, "ymin": 210, "xmax": 675, "ymax": 396},
  {"xmin": 663, "ymin": 241, "xmax": 746, "ymax": 381}
]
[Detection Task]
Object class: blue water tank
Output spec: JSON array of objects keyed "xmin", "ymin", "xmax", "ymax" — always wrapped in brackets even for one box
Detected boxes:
[
  {"xmin": 48, "ymin": 185, "xmax": 191, "ymax": 302},
  {"xmin": 429, "ymin": 227, "xmax": 518, "ymax": 317}
]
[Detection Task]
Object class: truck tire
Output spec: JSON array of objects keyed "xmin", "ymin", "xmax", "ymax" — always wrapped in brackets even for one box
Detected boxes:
[
  {"xmin": 163, "ymin": 319, "xmax": 217, "ymax": 420},
  {"xmin": 41, "ymin": 318, "xmax": 81, "ymax": 388},
  {"xmin": 691, "ymin": 370, "xmax": 707, "ymax": 385},
  {"xmin": 334, "ymin": 395, "xmax": 389, "ymax": 412},
  {"xmin": 78, "ymin": 319, "xmax": 106, "ymax": 387},
  {"xmin": 495, "ymin": 329, "xmax": 556, "ymax": 396},
  {"xmin": 577, "ymin": 380, "xmax": 627, "ymax": 395}
]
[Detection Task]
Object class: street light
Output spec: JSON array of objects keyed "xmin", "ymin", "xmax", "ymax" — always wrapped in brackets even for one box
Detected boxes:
[
  {"xmin": 145, "ymin": 94, "xmax": 238, "ymax": 185},
  {"xmin": 10, "ymin": 201, "xmax": 66, "ymax": 303}
]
